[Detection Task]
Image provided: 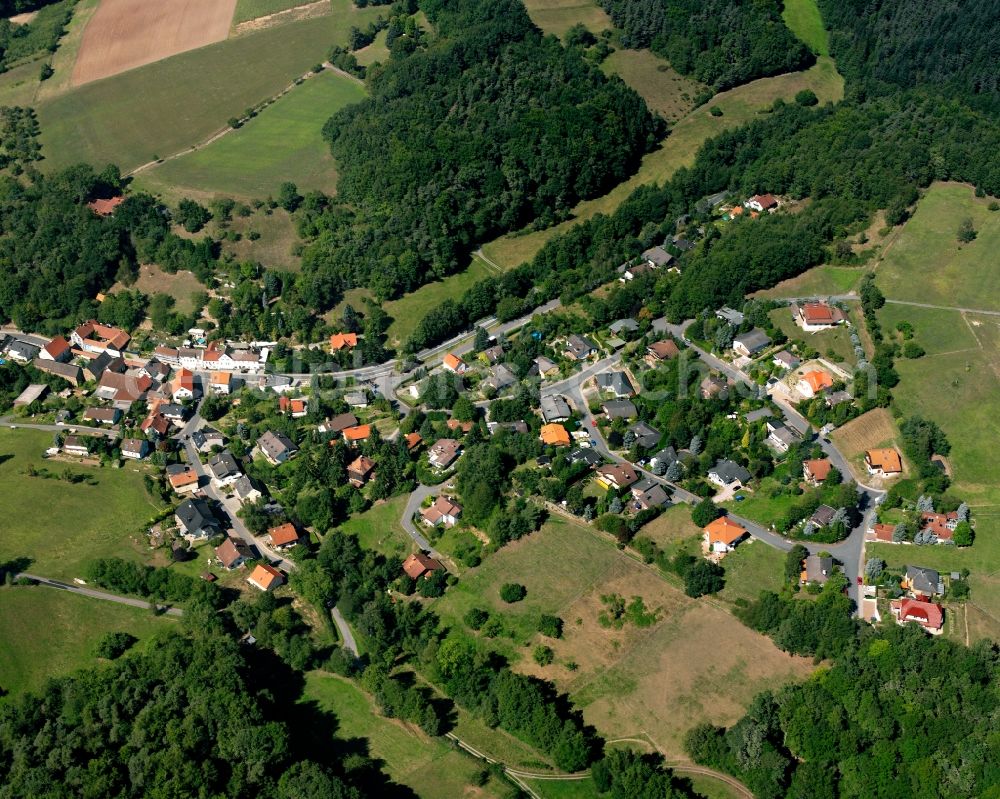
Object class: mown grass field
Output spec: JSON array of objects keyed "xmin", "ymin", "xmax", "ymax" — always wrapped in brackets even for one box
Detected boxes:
[
  {"xmin": 875, "ymin": 182, "xmax": 1000, "ymax": 312},
  {"xmin": 481, "ymin": 56, "xmax": 844, "ymax": 270},
  {"xmin": 303, "ymin": 671, "xmax": 511, "ymax": 799},
  {"xmin": 337, "ymin": 495, "xmax": 412, "ymax": 559},
  {"xmin": 767, "ymin": 305, "xmax": 857, "ymax": 367},
  {"xmin": 384, "ymin": 255, "xmax": 494, "ymax": 346},
  {"xmin": 522, "ymin": 0, "xmax": 611, "ymax": 37},
  {"xmin": 354, "ymin": 28, "xmax": 389, "ymax": 67},
  {"xmin": 0, "ymin": 586, "xmax": 177, "ymax": 697},
  {"xmin": 37, "ymin": 0, "xmax": 382, "ymax": 172},
  {"xmin": 233, "ymin": 0, "xmax": 307, "ymax": 25},
  {"xmin": 756, "ymin": 265, "xmax": 863, "ymax": 299},
  {"xmin": 0, "ymin": 428, "xmax": 166, "ymax": 581},
  {"xmin": 433, "ymin": 516, "xmax": 812, "ymax": 758},
  {"xmin": 136, "ymin": 69, "xmax": 364, "ymax": 200},
  {"xmin": 717, "ymin": 539, "xmax": 788, "ymax": 605},
  {"xmin": 601, "ymin": 49, "xmax": 706, "ymax": 123},
  {"xmin": 781, "ymin": 0, "xmax": 830, "ymax": 56},
  {"xmin": 223, "ymin": 209, "xmax": 303, "ymax": 271}
]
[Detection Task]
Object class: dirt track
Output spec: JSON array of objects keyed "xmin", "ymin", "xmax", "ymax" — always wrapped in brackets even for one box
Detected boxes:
[{"xmin": 71, "ymin": 0, "xmax": 237, "ymax": 86}]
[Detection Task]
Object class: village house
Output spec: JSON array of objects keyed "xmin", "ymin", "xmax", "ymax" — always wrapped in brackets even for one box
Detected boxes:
[
  {"xmin": 446, "ymin": 418, "xmax": 474, "ymax": 435},
  {"xmin": 421, "ymin": 495, "xmax": 463, "ymax": 528},
  {"xmin": 192, "ymin": 427, "xmax": 225, "ymax": 453},
  {"xmin": 772, "ymin": 350, "xmax": 801, "ymax": 370},
  {"xmin": 792, "ymin": 301, "xmax": 847, "ymax": 332},
  {"xmin": 732, "ymin": 328, "xmax": 771, "ymax": 357},
  {"xmin": 62, "ymin": 435, "xmax": 90, "ymax": 457},
  {"xmin": 540, "ymin": 395, "xmax": 572, "ymax": 423},
  {"xmin": 487, "ymin": 420, "xmax": 529, "ymax": 436},
  {"xmin": 71, "ymin": 320, "xmax": 130, "ymax": 357},
  {"xmin": 920, "ymin": 511, "xmax": 959, "ymax": 541},
  {"xmin": 403, "ymin": 552, "xmax": 444, "ymax": 580},
  {"xmin": 483, "ymin": 363, "xmax": 518, "ymax": 394},
  {"xmin": 81, "ymin": 352, "xmax": 116, "ymax": 382},
  {"xmin": 95, "ymin": 370, "xmax": 153, "ymax": 409},
  {"xmin": 428, "ymin": 438, "xmax": 462, "ymax": 470},
  {"xmin": 534, "ymin": 355, "xmax": 559, "ymax": 378},
  {"xmin": 279, "ymin": 396, "xmax": 308, "ymax": 418},
  {"xmin": 564, "ymin": 334, "xmax": 597, "ymax": 361},
  {"xmin": 159, "ymin": 403, "xmax": 187, "ymax": 423},
  {"xmin": 903, "ymin": 566, "xmax": 944, "ymax": 597},
  {"xmin": 649, "ymin": 446, "xmax": 678, "ymax": 472},
  {"xmin": 595, "ymin": 463, "xmax": 639, "ymax": 490},
  {"xmin": 247, "ymin": 564, "xmax": 285, "ymax": 592},
  {"xmin": 342, "ymin": 424, "xmax": 372, "ymax": 445},
  {"xmin": 744, "ymin": 407, "xmax": 774, "ymax": 424},
  {"xmin": 329, "ymin": 332, "xmax": 358, "ymax": 351},
  {"xmin": 347, "ymin": 455, "xmax": 376, "ymax": 488},
  {"xmin": 865, "ymin": 448, "xmax": 902, "ymax": 477},
  {"xmin": 215, "ymin": 537, "xmax": 252, "ymax": 570},
  {"xmin": 83, "ymin": 407, "xmax": 121, "ymax": 425},
  {"xmin": 801, "ymin": 554, "xmax": 834, "ymax": 585},
  {"xmin": 345, "ymin": 391, "xmax": 368, "ymax": 408},
  {"xmin": 797, "ymin": 370, "xmax": 834, "ymax": 398},
  {"xmin": 766, "ymin": 419, "xmax": 799, "ymax": 453},
  {"xmin": 121, "ymin": 438, "xmax": 149, "ymax": 460},
  {"xmin": 404, "ymin": 432, "xmax": 422, "ymax": 452},
  {"xmin": 890, "ymin": 598, "xmax": 943, "ymax": 634},
  {"xmin": 609, "ymin": 318, "xmax": 640, "ymax": 337},
  {"xmin": 645, "ymin": 339, "xmax": 679, "ymax": 366},
  {"xmin": 708, "ymin": 459, "xmax": 752, "ymax": 489},
  {"xmin": 319, "ymin": 413, "xmax": 358, "ymax": 435},
  {"xmin": 641, "ymin": 245, "xmax": 674, "ymax": 269},
  {"xmin": 168, "ymin": 465, "xmax": 200, "ymax": 495},
  {"xmin": 629, "ymin": 421, "xmax": 661, "ymax": 450},
  {"xmin": 744, "ymin": 193, "xmax": 779, "ymax": 212},
  {"xmin": 700, "ymin": 374, "xmax": 729, "ymax": 399},
  {"xmin": 804, "ymin": 504, "xmax": 837, "ymax": 534},
  {"xmin": 539, "ymin": 423, "xmax": 571, "ymax": 447},
  {"xmin": 442, "ymin": 353, "xmax": 468, "ymax": 374},
  {"xmin": 175, "ymin": 498, "xmax": 220, "ymax": 540},
  {"xmin": 869, "ymin": 522, "xmax": 896, "ymax": 543},
  {"xmin": 803, "ymin": 458, "xmax": 832, "ymax": 485},
  {"xmin": 257, "ymin": 430, "xmax": 298, "ymax": 465},
  {"xmin": 703, "ymin": 516, "xmax": 748, "ymax": 554},
  {"xmin": 170, "ymin": 369, "xmax": 196, "ymax": 401},
  {"xmin": 87, "ymin": 196, "xmax": 124, "ymax": 216},
  {"xmin": 825, "ymin": 390, "xmax": 853, "ymax": 408},
  {"xmin": 481, "ymin": 344, "xmax": 505, "ymax": 365},
  {"xmin": 629, "ymin": 480, "xmax": 670, "ymax": 512},
  {"xmin": 210, "ymin": 372, "xmax": 233, "ymax": 395},
  {"xmin": 40, "ymin": 336, "xmax": 72, "ymax": 362},
  {"xmin": 6, "ymin": 340, "xmax": 39, "ymax": 363},
  {"xmin": 233, "ymin": 476, "xmax": 263, "ymax": 505},
  {"xmin": 618, "ymin": 261, "xmax": 653, "ymax": 282},
  {"xmin": 596, "ymin": 371, "xmax": 636, "ymax": 398},
  {"xmin": 268, "ymin": 523, "xmax": 302, "ymax": 550},
  {"xmin": 715, "ymin": 307, "xmax": 744, "ymax": 326},
  {"xmin": 33, "ymin": 358, "xmax": 83, "ymax": 386},
  {"xmin": 208, "ymin": 450, "xmax": 242, "ymax": 488},
  {"xmin": 570, "ymin": 447, "xmax": 603, "ymax": 468},
  {"xmin": 602, "ymin": 399, "xmax": 637, "ymax": 420}
]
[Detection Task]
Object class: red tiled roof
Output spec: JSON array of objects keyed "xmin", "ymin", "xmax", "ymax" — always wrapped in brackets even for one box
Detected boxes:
[
  {"xmin": 920, "ymin": 511, "xmax": 958, "ymax": 540},
  {"xmin": 804, "ymin": 458, "xmax": 832, "ymax": 482},
  {"xmin": 800, "ymin": 302, "xmax": 844, "ymax": 326},
  {"xmin": 892, "ymin": 598, "xmax": 943, "ymax": 630},
  {"xmin": 268, "ymin": 523, "xmax": 300, "ymax": 547},
  {"xmin": 866, "ymin": 448, "xmax": 902, "ymax": 474},
  {"xmin": 403, "ymin": 552, "xmax": 443, "ymax": 580},
  {"xmin": 43, "ymin": 336, "xmax": 71, "ymax": 359},
  {"xmin": 329, "ymin": 333, "xmax": 358, "ymax": 350},
  {"xmin": 872, "ymin": 523, "xmax": 895, "ymax": 542},
  {"xmin": 343, "ymin": 424, "xmax": 371, "ymax": 443},
  {"xmin": 87, "ymin": 196, "xmax": 125, "ymax": 216}
]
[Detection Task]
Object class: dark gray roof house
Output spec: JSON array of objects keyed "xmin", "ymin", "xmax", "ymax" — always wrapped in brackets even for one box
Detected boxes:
[
  {"xmin": 192, "ymin": 426, "xmax": 226, "ymax": 452},
  {"xmin": 733, "ymin": 328, "xmax": 772, "ymax": 356},
  {"xmin": 906, "ymin": 566, "xmax": 944, "ymax": 596},
  {"xmin": 804, "ymin": 554, "xmax": 834, "ymax": 584},
  {"xmin": 630, "ymin": 483, "xmax": 670, "ymax": 512},
  {"xmin": 642, "ymin": 246, "xmax": 674, "ymax": 268},
  {"xmin": 602, "ymin": 399, "xmax": 638, "ymax": 420},
  {"xmin": 564, "ymin": 334, "xmax": 597, "ymax": 361},
  {"xmin": 175, "ymin": 498, "xmax": 220, "ymax": 539},
  {"xmin": 609, "ymin": 318, "xmax": 640, "ymax": 335},
  {"xmin": 257, "ymin": 430, "xmax": 298, "ymax": 465},
  {"xmin": 709, "ymin": 459, "xmax": 752, "ymax": 487},
  {"xmin": 650, "ymin": 446, "xmax": 678, "ymax": 470},
  {"xmin": 483, "ymin": 363, "xmax": 517, "ymax": 393},
  {"xmin": 809, "ymin": 504, "xmax": 838, "ymax": 528},
  {"xmin": 569, "ymin": 447, "xmax": 603, "ymax": 467},
  {"xmin": 540, "ymin": 395, "xmax": 572, "ymax": 423},
  {"xmin": 629, "ymin": 421, "xmax": 661, "ymax": 450},
  {"xmin": 208, "ymin": 450, "xmax": 242, "ymax": 483},
  {"xmin": 715, "ymin": 307, "xmax": 744, "ymax": 326},
  {"xmin": 744, "ymin": 407, "xmax": 774, "ymax": 424},
  {"xmin": 596, "ymin": 371, "xmax": 636, "ymax": 398},
  {"xmin": 6, "ymin": 340, "xmax": 39, "ymax": 362}
]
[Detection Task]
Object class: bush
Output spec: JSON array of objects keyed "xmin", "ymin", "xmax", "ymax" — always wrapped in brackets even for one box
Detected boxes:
[
  {"xmin": 903, "ymin": 341, "xmax": 925, "ymax": 359},
  {"xmin": 533, "ymin": 645, "xmax": 554, "ymax": 666},
  {"xmin": 537, "ymin": 614, "xmax": 563, "ymax": 638},
  {"xmin": 691, "ymin": 498, "xmax": 721, "ymax": 528},
  {"xmin": 499, "ymin": 583, "xmax": 527, "ymax": 603},
  {"xmin": 952, "ymin": 521, "xmax": 974, "ymax": 547},
  {"xmin": 709, "ymin": 105, "xmax": 723, "ymax": 117},
  {"xmin": 795, "ymin": 88, "xmax": 818, "ymax": 106},
  {"xmin": 464, "ymin": 607, "xmax": 490, "ymax": 630},
  {"xmin": 94, "ymin": 631, "xmax": 137, "ymax": 660},
  {"xmin": 683, "ymin": 559, "xmax": 725, "ymax": 597}
]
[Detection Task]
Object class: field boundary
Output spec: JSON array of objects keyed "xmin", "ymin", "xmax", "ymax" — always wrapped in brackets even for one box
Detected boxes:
[{"xmin": 232, "ymin": 0, "xmax": 330, "ymax": 36}]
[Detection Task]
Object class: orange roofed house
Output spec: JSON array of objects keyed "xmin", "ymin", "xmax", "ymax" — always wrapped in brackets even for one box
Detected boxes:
[
  {"xmin": 539, "ymin": 423, "xmax": 571, "ymax": 447},
  {"xmin": 442, "ymin": 353, "xmax": 468, "ymax": 374},
  {"xmin": 703, "ymin": 516, "xmax": 748, "ymax": 554},
  {"xmin": 347, "ymin": 455, "xmax": 376, "ymax": 487},
  {"xmin": 87, "ymin": 196, "xmax": 125, "ymax": 217},
  {"xmin": 866, "ymin": 448, "xmax": 902, "ymax": 477},
  {"xmin": 796, "ymin": 370, "xmax": 834, "ymax": 398},
  {"xmin": 71, "ymin": 320, "xmax": 130, "ymax": 357},
  {"xmin": 403, "ymin": 552, "xmax": 444, "ymax": 580},
  {"xmin": 794, "ymin": 301, "xmax": 847, "ymax": 332},
  {"xmin": 247, "ymin": 564, "xmax": 285, "ymax": 592},
  {"xmin": 268, "ymin": 523, "xmax": 302, "ymax": 550},
  {"xmin": 342, "ymin": 424, "xmax": 372, "ymax": 445},
  {"xmin": 803, "ymin": 458, "xmax": 832, "ymax": 485},
  {"xmin": 330, "ymin": 333, "xmax": 358, "ymax": 351}
]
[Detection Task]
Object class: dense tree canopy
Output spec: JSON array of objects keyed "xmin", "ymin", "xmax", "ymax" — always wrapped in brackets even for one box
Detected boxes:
[
  {"xmin": 300, "ymin": 0, "xmax": 660, "ymax": 304},
  {"xmin": 599, "ymin": 0, "xmax": 812, "ymax": 90}
]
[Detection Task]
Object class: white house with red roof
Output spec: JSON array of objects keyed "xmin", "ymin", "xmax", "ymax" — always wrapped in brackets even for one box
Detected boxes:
[{"xmin": 890, "ymin": 598, "xmax": 944, "ymax": 634}]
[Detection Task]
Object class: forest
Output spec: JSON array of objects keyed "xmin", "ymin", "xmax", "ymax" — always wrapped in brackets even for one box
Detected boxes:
[
  {"xmin": 298, "ymin": 0, "xmax": 660, "ymax": 304},
  {"xmin": 817, "ymin": 0, "xmax": 1000, "ymax": 113},
  {"xmin": 598, "ymin": 0, "xmax": 812, "ymax": 90}
]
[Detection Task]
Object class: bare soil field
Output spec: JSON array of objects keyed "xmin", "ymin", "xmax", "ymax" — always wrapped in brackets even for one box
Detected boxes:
[{"xmin": 72, "ymin": 0, "xmax": 237, "ymax": 86}]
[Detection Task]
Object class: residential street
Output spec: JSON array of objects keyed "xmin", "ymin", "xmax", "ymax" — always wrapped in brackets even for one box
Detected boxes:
[{"xmin": 400, "ymin": 482, "xmax": 442, "ymax": 557}]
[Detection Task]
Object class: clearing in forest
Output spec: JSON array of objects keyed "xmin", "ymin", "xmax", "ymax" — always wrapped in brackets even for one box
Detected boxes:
[
  {"xmin": 71, "ymin": 0, "xmax": 238, "ymax": 86},
  {"xmin": 522, "ymin": 0, "xmax": 611, "ymax": 38}
]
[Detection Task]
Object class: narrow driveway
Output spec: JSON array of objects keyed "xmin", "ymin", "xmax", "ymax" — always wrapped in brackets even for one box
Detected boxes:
[
  {"xmin": 16, "ymin": 573, "xmax": 183, "ymax": 616},
  {"xmin": 401, "ymin": 483, "xmax": 441, "ymax": 557}
]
